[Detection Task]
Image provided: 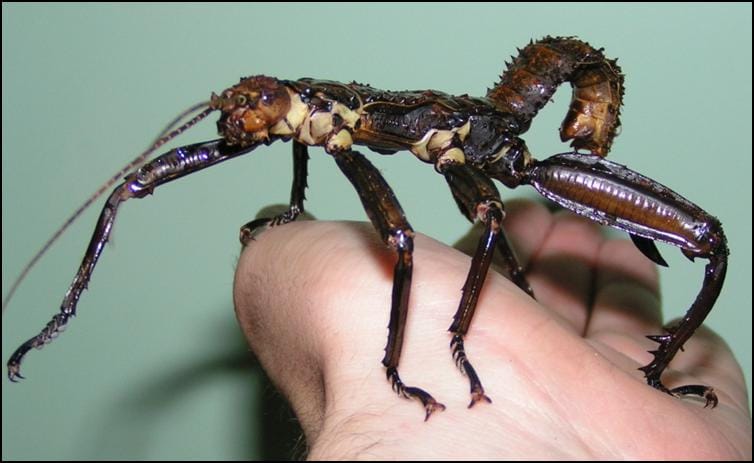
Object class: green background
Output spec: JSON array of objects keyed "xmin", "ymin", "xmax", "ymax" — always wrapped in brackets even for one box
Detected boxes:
[{"xmin": 3, "ymin": 3, "xmax": 751, "ymax": 459}]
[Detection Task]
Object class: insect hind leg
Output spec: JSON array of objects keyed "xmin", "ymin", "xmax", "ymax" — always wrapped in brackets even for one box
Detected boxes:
[{"xmin": 639, "ymin": 247, "xmax": 727, "ymax": 408}]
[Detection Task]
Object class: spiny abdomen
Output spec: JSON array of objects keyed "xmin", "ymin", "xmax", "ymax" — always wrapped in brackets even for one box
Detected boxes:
[{"xmin": 487, "ymin": 37, "xmax": 624, "ymax": 156}]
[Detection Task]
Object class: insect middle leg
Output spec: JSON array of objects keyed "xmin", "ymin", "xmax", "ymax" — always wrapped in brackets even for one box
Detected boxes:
[
  {"xmin": 441, "ymin": 163, "xmax": 534, "ymax": 407},
  {"xmin": 332, "ymin": 148, "xmax": 445, "ymax": 420},
  {"xmin": 239, "ymin": 141, "xmax": 309, "ymax": 245},
  {"xmin": 7, "ymin": 138, "xmax": 271, "ymax": 381}
]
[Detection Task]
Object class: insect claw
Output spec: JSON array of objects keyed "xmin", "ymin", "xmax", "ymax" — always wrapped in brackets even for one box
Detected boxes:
[
  {"xmin": 8, "ymin": 368, "xmax": 24, "ymax": 382},
  {"xmin": 666, "ymin": 385, "xmax": 719, "ymax": 408},
  {"xmin": 468, "ymin": 389, "xmax": 492, "ymax": 408},
  {"xmin": 704, "ymin": 390, "xmax": 719, "ymax": 408},
  {"xmin": 423, "ymin": 400, "xmax": 446, "ymax": 421},
  {"xmin": 239, "ymin": 218, "xmax": 272, "ymax": 246}
]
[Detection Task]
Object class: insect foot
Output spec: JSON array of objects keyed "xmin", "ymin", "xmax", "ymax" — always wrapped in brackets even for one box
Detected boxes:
[{"xmin": 387, "ymin": 367, "xmax": 446, "ymax": 421}]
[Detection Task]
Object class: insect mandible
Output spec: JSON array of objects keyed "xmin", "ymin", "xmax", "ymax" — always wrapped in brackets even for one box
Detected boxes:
[{"xmin": 4, "ymin": 36, "xmax": 728, "ymax": 420}]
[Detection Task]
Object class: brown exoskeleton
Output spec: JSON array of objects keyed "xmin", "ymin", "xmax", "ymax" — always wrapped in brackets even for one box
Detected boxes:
[{"xmin": 5, "ymin": 37, "xmax": 728, "ymax": 419}]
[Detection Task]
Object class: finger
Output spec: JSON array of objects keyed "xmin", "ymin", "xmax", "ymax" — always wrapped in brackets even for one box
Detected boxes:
[
  {"xmin": 586, "ymin": 240, "xmax": 749, "ymax": 409},
  {"xmin": 587, "ymin": 238, "xmax": 662, "ymax": 335},
  {"xmin": 235, "ymin": 220, "xmax": 393, "ymax": 363},
  {"xmin": 453, "ymin": 199, "xmax": 554, "ymax": 278},
  {"xmin": 584, "ymin": 238, "xmax": 663, "ymax": 365},
  {"xmin": 499, "ymin": 199, "xmax": 556, "ymax": 270},
  {"xmin": 234, "ymin": 221, "xmax": 465, "ymax": 425},
  {"xmin": 659, "ymin": 324, "xmax": 750, "ymax": 411},
  {"xmin": 253, "ymin": 203, "xmax": 317, "ymax": 221},
  {"xmin": 525, "ymin": 211, "xmax": 604, "ymax": 335}
]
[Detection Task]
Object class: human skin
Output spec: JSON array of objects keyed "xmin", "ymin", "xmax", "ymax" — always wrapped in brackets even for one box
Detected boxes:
[{"xmin": 233, "ymin": 199, "xmax": 752, "ymax": 460}]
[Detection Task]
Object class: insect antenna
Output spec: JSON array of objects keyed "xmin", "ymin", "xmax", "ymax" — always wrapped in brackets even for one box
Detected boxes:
[{"xmin": 2, "ymin": 101, "xmax": 214, "ymax": 314}]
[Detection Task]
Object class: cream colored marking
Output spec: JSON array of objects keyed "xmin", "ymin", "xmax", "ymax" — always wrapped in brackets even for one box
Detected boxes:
[
  {"xmin": 270, "ymin": 88, "xmax": 309, "ymax": 136},
  {"xmin": 296, "ymin": 119, "xmax": 315, "ymax": 145},
  {"xmin": 269, "ymin": 119, "xmax": 291, "ymax": 136},
  {"xmin": 297, "ymin": 110, "xmax": 327, "ymax": 145},
  {"xmin": 333, "ymin": 103, "xmax": 361, "ymax": 128},
  {"xmin": 487, "ymin": 144, "xmax": 533, "ymax": 167},
  {"xmin": 522, "ymin": 146, "xmax": 532, "ymax": 166},
  {"xmin": 488, "ymin": 144, "xmax": 511, "ymax": 163},
  {"xmin": 410, "ymin": 121, "xmax": 470, "ymax": 163},
  {"xmin": 308, "ymin": 111, "xmax": 333, "ymax": 142},
  {"xmin": 326, "ymin": 129, "xmax": 354, "ymax": 153},
  {"xmin": 427, "ymin": 130, "xmax": 455, "ymax": 152},
  {"xmin": 456, "ymin": 120, "xmax": 471, "ymax": 140},
  {"xmin": 434, "ymin": 147, "xmax": 466, "ymax": 173},
  {"xmin": 475, "ymin": 199, "xmax": 504, "ymax": 223},
  {"xmin": 285, "ymin": 89, "xmax": 362, "ymax": 147},
  {"xmin": 439, "ymin": 147, "xmax": 465, "ymax": 165},
  {"xmin": 410, "ymin": 129, "xmax": 437, "ymax": 161}
]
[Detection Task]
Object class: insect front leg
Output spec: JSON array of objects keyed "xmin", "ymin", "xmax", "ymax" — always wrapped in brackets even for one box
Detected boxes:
[
  {"xmin": 7, "ymin": 138, "xmax": 272, "ymax": 381},
  {"xmin": 441, "ymin": 163, "xmax": 533, "ymax": 407},
  {"xmin": 239, "ymin": 141, "xmax": 309, "ymax": 245},
  {"xmin": 524, "ymin": 153, "xmax": 728, "ymax": 407},
  {"xmin": 332, "ymin": 148, "xmax": 445, "ymax": 420}
]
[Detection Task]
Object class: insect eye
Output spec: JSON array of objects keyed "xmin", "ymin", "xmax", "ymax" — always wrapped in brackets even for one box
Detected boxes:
[
  {"xmin": 235, "ymin": 94, "xmax": 248, "ymax": 106},
  {"xmin": 261, "ymin": 91, "xmax": 273, "ymax": 106}
]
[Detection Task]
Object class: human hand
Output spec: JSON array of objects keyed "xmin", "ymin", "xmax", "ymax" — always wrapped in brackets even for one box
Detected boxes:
[{"xmin": 234, "ymin": 199, "xmax": 751, "ymax": 459}]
